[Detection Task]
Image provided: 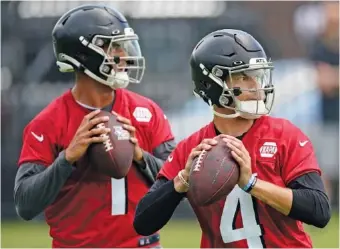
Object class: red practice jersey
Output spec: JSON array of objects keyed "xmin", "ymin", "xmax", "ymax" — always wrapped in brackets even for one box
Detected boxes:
[
  {"xmin": 158, "ymin": 116, "xmax": 320, "ymax": 248},
  {"xmin": 18, "ymin": 89, "xmax": 174, "ymax": 248}
]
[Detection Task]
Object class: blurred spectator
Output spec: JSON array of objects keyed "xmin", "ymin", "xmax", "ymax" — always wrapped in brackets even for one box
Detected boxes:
[
  {"xmin": 309, "ymin": 2, "xmax": 339, "ymax": 125},
  {"xmin": 312, "ymin": 2, "xmax": 339, "ymax": 208},
  {"xmin": 293, "ymin": 1, "xmax": 339, "ymax": 207},
  {"xmin": 294, "ymin": 2, "xmax": 339, "ymax": 124}
]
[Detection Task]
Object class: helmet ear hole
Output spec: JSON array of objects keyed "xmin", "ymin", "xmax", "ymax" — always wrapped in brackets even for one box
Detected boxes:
[
  {"xmin": 75, "ymin": 53, "xmax": 87, "ymax": 62},
  {"xmin": 219, "ymin": 94, "xmax": 233, "ymax": 106},
  {"xmin": 201, "ymin": 81, "xmax": 211, "ymax": 89}
]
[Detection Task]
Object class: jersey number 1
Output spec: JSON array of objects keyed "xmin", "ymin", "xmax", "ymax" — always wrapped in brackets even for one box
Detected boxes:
[
  {"xmin": 111, "ymin": 178, "xmax": 127, "ymax": 215},
  {"xmin": 220, "ymin": 186, "xmax": 264, "ymax": 248}
]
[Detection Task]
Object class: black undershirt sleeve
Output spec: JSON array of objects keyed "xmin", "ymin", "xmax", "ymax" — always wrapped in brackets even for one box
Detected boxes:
[
  {"xmin": 14, "ymin": 141, "xmax": 175, "ymax": 221},
  {"xmin": 288, "ymin": 172, "xmax": 331, "ymax": 228},
  {"xmin": 134, "ymin": 140, "xmax": 176, "ymax": 185},
  {"xmin": 134, "ymin": 177, "xmax": 185, "ymax": 236},
  {"xmin": 134, "ymin": 172, "xmax": 331, "ymax": 235},
  {"xmin": 14, "ymin": 151, "xmax": 74, "ymax": 220}
]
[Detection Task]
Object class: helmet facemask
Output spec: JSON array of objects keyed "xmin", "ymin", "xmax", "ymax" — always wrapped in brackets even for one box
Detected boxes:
[
  {"xmin": 80, "ymin": 28, "xmax": 145, "ymax": 89},
  {"xmin": 198, "ymin": 59, "xmax": 275, "ymax": 119}
]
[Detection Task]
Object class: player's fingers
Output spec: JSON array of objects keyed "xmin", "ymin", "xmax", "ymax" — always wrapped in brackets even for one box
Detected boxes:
[
  {"xmin": 222, "ymin": 135, "xmax": 240, "ymax": 143},
  {"xmin": 195, "ymin": 143, "xmax": 212, "ymax": 152},
  {"xmin": 84, "ymin": 116, "xmax": 110, "ymax": 130},
  {"xmin": 222, "ymin": 135, "xmax": 241, "ymax": 143},
  {"xmin": 230, "ymin": 151, "xmax": 245, "ymax": 166},
  {"xmin": 87, "ymin": 136, "xmax": 109, "ymax": 144},
  {"xmin": 79, "ymin": 131, "xmax": 107, "ymax": 143},
  {"xmin": 116, "ymin": 115, "xmax": 131, "ymax": 125},
  {"xmin": 223, "ymin": 138, "xmax": 242, "ymax": 149},
  {"xmin": 130, "ymin": 137, "xmax": 138, "ymax": 144},
  {"xmin": 122, "ymin": 124, "xmax": 136, "ymax": 133},
  {"xmin": 111, "ymin": 110, "xmax": 118, "ymax": 116},
  {"xmin": 88, "ymin": 127, "xmax": 111, "ymax": 137},
  {"xmin": 227, "ymin": 141, "xmax": 250, "ymax": 165},
  {"xmin": 189, "ymin": 140, "xmax": 218, "ymax": 160},
  {"xmin": 226, "ymin": 141, "xmax": 244, "ymax": 158},
  {"xmin": 215, "ymin": 134, "xmax": 229, "ymax": 139},
  {"xmin": 223, "ymin": 137, "xmax": 249, "ymax": 155},
  {"xmin": 201, "ymin": 138, "xmax": 218, "ymax": 146},
  {"xmin": 83, "ymin": 109, "xmax": 101, "ymax": 123},
  {"xmin": 189, "ymin": 150, "xmax": 203, "ymax": 161},
  {"xmin": 231, "ymin": 139, "xmax": 249, "ymax": 156}
]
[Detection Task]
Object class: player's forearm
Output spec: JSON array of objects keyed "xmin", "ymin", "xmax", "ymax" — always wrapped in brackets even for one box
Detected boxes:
[
  {"xmin": 134, "ymin": 140, "xmax": 176, "ymax": 184},
  {"xmin": 287, "ymin": 173, "xmax": 331, "ymax": 228},
  {"xmin": 135, "ymin": 151, "xmax": 165, "ymax": 184},
  {"xmin": 134, "ymin": 178, "xmax": 185, "ymax": 236},
  {"xmin": 14, "ymin": 151, "xmax": 74, "ymax": 220},
  {"xmin": 250, "ymin": 179, "xmax": 293, "ymax": 216}
]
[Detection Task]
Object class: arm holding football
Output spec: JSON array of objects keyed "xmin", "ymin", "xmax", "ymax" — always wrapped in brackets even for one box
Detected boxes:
[
  {"xmin": 14, "ymin": 151, "xmax": 74, "ymax": 220},
  {"xmin": 225, "ymin": 130, "xmax": 330, "ymax": 227},
  {"xmin": 134, "ymin": 138, "xmax": 219, "ymax": 235},
  {"xmin": 249, "ymin": 179, "xmax": 293, "ymax": 215},
  {"xmin": 134, "ymin": 102, "xmax": 175, "ymax": 183},
  {"xmin": 224, "ymin": 135, "xmax": 294, "ymax": 215},
  {"xmin": 134, "ymin": 140, "xmax": 176, "ymax": 184},
  {"xmin": 134, "ymin": 177, "xmax": 185, "ymax": 236},
  {"xmin": 249, "ymin": 172, "xmax": 330, "ymax": 227},
  {"xmin": 15, "ymin": 110, "xmax": 111, "ymax": 220}
]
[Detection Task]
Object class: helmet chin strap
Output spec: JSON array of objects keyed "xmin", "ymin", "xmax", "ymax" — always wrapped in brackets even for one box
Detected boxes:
[
  {"xmin": 236, "ymin": 99, "xmax": 267, "ymax": 119},
  {"xmin": 208, "ymin": 99, "xmax": 240, "ymax": 119},
  {"xmin": 83, "ymin": 69, "xmax": 130, "ymax": 89},
  {"xmin": 208, "ymin": 99, "xmax": 265, "ymax": 120},
  {"xmin": 107, "ymin": 71, "xmax": 130, "ymax": 89}
]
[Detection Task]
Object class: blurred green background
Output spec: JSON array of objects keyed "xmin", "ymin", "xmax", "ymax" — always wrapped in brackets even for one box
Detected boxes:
[{"xmin": 1, "ymin": 214, "xmax": 339, "ymax": 248}]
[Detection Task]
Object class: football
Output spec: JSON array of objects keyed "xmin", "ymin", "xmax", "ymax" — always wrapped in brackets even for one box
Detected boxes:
[
  {"xmin": 188, "ymin": 136, "xmax": 240, "ymax": 206},
  {"xmin": 87, "ymin": 110, "xmax": 134, "ymax": 179}
]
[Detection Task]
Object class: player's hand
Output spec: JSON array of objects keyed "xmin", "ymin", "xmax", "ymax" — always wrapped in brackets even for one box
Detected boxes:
[
  {"xmin": 113, "ymin": 112, "xmax": 143, "ymax": 162},
  {"xmin": 222, "ymin": 135, "xmax": 252, "ymax": 189},
  {"xmin": 174, "ymin": 138, "xmax": 218, "ymax": 193},
  {"xmin": 65, "ymin": 109, "xmax": 111, "ymax": 164}
]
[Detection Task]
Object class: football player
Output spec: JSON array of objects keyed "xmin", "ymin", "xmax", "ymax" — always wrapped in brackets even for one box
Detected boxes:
[
  {"xmin": 134, "ymin": 29, "xmax": 331, "ymax": 248},
  {"xmin": 14, "ymin": 5, "xmax": 175, "ymax": 248}
]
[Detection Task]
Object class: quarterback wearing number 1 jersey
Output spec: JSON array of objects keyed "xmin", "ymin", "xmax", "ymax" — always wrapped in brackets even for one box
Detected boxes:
[
  {"xmin": 14, "ymin": 5, "xmax": 174, "ymax": 248},
  {"xmin": 17, "ymin": 88, "xmax": 173, "ymax": 248},
  {"xmin": 158, "ymin": 116, "xmax": 319, "ymax": 248}
]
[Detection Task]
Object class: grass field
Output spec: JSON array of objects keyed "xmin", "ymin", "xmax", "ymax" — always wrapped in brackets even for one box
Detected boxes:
[{"xmin": 1, "ymin": 214, "xmax": 339, "ymax": 248}]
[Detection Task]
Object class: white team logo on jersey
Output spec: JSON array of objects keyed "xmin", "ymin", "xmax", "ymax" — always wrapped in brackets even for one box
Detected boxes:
[
  {"xmin": 259, "ymin": 142, "xmax": 277, "ymax": 158},
  {"xmin": 133, "ymin": 107, "xmax": 152, "ymax": 122}
]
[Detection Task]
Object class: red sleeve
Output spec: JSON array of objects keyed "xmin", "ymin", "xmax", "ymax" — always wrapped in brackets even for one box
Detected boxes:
[
  {"xmin": 18, "ymin": 118, "xmax": 58, "ymax": 167},
  {"xmin": 149, "ymin": 102, "xmax": 174, "ymax": 149},
  {"xmin": 157, "ymin": 141, "xmax": 187, "ymax": 180},
  {"xmin": 281, "ymin": 121, "xmax": 321, "ymax": 185}
]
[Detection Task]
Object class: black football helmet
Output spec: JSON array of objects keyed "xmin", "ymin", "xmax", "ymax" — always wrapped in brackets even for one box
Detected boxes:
[
  {"xmin": 190, "ymin": 29, "xmax": 275, "ymax": 119},
  {"xmin": 52, "ymin": 4, "xmax": 145, "ymax": 89}
]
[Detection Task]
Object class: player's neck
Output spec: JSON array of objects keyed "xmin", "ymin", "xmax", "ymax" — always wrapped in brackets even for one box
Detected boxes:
[
  {"xmin": 72, "ymin": 77, "xmax": 115, "ymax": 109},
  {"xmin": 213, "ymin": 115, "xmax": 254, "ymax": 137}
]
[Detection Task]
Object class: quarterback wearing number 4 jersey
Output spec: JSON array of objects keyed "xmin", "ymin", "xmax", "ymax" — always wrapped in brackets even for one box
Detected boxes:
[
  {"xmin": 157, "ymin": 117, "xmax": 321, "ymax": 248},
  {"xmin": 134, "ymin": 29, "xmax": 330, "ymax": 248},
  {"xmin": 14, "ymin": 5, "xmax": 174, "ymax": 248}
]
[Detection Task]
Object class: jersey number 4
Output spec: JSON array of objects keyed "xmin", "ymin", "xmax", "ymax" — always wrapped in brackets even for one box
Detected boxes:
[
  {"xmin": 220, "ymin": 186, "xmax": 264, "ymax": 248},
  {"xmin": 111, "ymin": 178, "xmax": 127, "ymax": 215}
]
